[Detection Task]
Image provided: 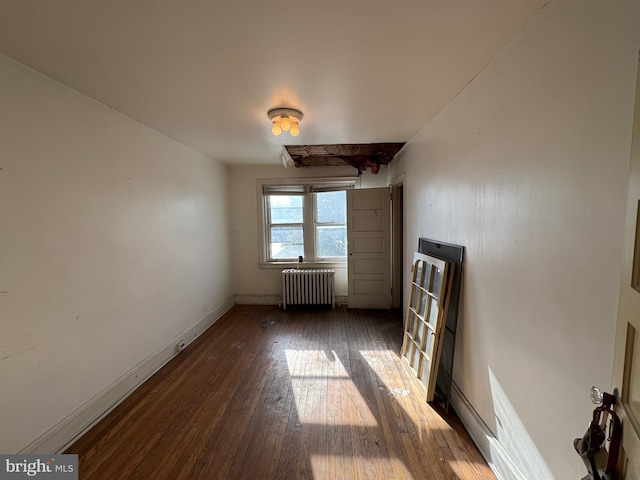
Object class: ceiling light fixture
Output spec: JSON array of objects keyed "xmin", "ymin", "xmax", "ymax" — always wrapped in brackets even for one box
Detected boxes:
[{"xmin": 268, "ymin": 107, "xmax": 303, "ymax": 137}]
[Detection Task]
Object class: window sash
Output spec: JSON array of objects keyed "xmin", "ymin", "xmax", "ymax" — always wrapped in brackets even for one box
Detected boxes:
[
  {"xmin": 266, "ymin": 194, "xmax": 305, "ymax": 261},
  {"xmin": 268, "ymin": 224, "xmax": 304, "ymax": 260},
  {"xmin": 266, "ymin": 194, "xmax": 304, "ymax": 225},
  {"xmin": 315, "ymin": 225, "xmax": 347, "ymax": 259},
  {"xmin": 314, "ymin": 190, "xmax": 347, "ymax": 259}
]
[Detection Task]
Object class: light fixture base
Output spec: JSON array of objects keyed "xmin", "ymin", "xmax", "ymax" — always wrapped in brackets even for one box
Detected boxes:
[{"xmin": 267, "ymin": 107, "xmax": 303, "ymax": 122}]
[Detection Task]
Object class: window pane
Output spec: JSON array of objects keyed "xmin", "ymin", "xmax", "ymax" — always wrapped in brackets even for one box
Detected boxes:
[
  {"xmin": 270, "ymin": 195, "xmax": 303, "ymax": 224},
  {"xmin": 431, "ymin": 266, "xmax": 442, "ymax": 295},
  {"xmin": 317, "ymin": 225, "xmax": 347, "ymax": 257},
  {"xmin": 418, "ymin": 289, "xmax": 428, "ymax": 317},
  {"xmin": 316, "ymin": 191, "xmax": 346, "ymax": 223},
  {"xmin": 270, "ymin": 226, "xmax": 303, "ymax": 259}
]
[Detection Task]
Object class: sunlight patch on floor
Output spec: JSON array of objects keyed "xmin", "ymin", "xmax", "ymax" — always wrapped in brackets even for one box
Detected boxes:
[
  {"xmin": 285, "ymin": 349, "xmax": 350, "ymax": 378},
  {"xmin": 285, "ymin": 349, "xmax": 378, "ymax": 426},
  {"xmin": 360, "ymin": 349, "xmax": 415, "ymax": 401},
  {"xmin": 310, "ymin": 453, "xmax": 414, "ymax": 480},
  {"xmin": 448, "ymin": 459, "xmax": 494, "ymax": 478}
]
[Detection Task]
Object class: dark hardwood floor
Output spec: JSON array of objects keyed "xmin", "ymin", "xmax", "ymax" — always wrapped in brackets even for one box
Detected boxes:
[{"xmin": 67, "ymin": 306, "xmax": 495, "ymax": 480}]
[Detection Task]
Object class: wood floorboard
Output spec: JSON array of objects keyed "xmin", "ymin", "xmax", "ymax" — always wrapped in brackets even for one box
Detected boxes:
[{"xmin": 66, "ymin": 305, "xmax": 495, "ymax": 480}]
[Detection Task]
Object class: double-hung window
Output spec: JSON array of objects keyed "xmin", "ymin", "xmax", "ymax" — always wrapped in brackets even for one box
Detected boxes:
[{"xmin": 260, "ymin": 178, "xmax": 356, "ymax": 265}]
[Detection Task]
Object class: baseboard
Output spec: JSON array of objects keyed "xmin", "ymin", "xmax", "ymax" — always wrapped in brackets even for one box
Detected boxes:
[
  {"xmin": 450, "ymin": 382, "xmax": 527, "ymax": 480},
  {"xmin": 19, "ymin": 295, "xmax": 235, "ymax": 455},
  {"xmin": 234, "ymin": 294, "xmax": 280, "ymax": 305},
  {"xmin": 234, "ymin": 294, "xmax": 349, "ymax": 307},
  {"xmin": 335, "ymin": 296, "xmax": 347, "ymax": 307}
]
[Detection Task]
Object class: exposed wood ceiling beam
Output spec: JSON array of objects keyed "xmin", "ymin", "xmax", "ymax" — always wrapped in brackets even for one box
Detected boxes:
[{"xmin": 283, "ymin": 143, "xmax": 405, "ymax": 174}]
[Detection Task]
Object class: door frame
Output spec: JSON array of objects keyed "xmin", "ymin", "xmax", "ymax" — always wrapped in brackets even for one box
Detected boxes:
[{"xmin": 390, "ymin": 175, "xmax": 405, "ymax": 310}]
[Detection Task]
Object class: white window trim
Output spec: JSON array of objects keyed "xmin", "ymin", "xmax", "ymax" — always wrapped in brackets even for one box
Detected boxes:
[{"xmin": 256, "ymin": 176, "xmax": 359, "ymax": 268}]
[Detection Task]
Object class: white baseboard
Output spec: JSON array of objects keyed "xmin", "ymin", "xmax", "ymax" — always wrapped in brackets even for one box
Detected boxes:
[
  {"xmin": 234, "ymin": 294, "xmax": 349, "ymax": 307},
  {"xmin": 19, "ymin": 295, "xmax": 235, "ymax": 455},
  {"xmin": 450, "ymin": 382, "xmax": 527, "ymax": 480},
  {"xmin": 234, "ymin": 294, "xmax": 280, "ymax": 305}
]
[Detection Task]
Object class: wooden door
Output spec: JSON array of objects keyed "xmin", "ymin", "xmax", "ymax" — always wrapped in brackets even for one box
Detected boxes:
[
  {"xmin": 347, "ymin": 187, "xmax": 391, "ymax": 309},
  {"xmin": 401, "ymin": 252, "xmax": 454, "ymax": 401},
  {"xmin": 612, "ymin": 54, "xmax": 640, "ymax": 479}
]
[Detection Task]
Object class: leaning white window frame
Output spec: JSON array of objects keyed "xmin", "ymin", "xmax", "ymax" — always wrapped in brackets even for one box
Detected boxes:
[{"xmin": 257, "ymin": 177, "xmax": 359, "ymax": 267}]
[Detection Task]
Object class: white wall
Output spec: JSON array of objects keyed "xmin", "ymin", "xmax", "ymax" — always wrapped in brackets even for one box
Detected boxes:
[
  {"xmin": 0, "ymin": 55, "xmax": 233, "ymax": 453},
  {"xmin": 229, "ymin": 164, "xmax": 387, "ymax": 304},
  {"xmin": 388, "ymin": 1, "xmax": 640, "ymax": 478}
]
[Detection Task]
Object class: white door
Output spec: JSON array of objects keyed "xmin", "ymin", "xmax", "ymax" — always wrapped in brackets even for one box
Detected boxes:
[
  {"xmin": 347, "ymin": 187, "xmax": 391, "ymax": 309},
  {"xmin": 612, "ymin": 54, "xmax": 640, "ymax": 479}
]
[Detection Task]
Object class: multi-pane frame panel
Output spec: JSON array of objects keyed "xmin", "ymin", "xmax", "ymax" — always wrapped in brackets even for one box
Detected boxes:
[{"xmin": 401, "ymin": 252, "xmax": 454, "ymax": 401}]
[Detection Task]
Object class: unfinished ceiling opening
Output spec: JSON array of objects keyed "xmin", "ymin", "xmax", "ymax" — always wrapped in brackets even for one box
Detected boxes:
[{"xmin": 282, "ymin": 143, "xmax": 405, "ymax": 174}]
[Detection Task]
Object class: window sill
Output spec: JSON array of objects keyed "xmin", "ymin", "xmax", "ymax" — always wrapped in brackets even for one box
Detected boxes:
[{"xmin": 258, "ymin": 261, "xmax": 347, "ymax": 270}]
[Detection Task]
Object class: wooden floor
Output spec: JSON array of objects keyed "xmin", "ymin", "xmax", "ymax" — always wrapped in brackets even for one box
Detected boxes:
[{"xmin": 67, "ymin": 306, "xmax": 495, "ymax": 480}]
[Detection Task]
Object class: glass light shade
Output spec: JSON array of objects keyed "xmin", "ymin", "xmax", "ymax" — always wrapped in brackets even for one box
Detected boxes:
[
  {"xmin": 290, "ymin": 124, "xmax": 300, "ymax": 137},
  {"xmin": 280, "ymin": 117, "xmax": 291, "ymax": 131},
  {"xmin": 271, "ymin": 121, "xmax": 282, "ymax": 136}
]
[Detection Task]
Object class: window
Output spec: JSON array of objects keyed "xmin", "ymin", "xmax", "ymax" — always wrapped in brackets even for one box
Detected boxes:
[
  {"xmin": 315, "ymin": 191, "xmax": 347, "ymax": 258},
  {"xmin": 267, "ymin": 193, "xmax": 304, "ymax": 260},
  {"xmin": 259, "ymin": 178, "xmax": 356, "ymax": 265}
]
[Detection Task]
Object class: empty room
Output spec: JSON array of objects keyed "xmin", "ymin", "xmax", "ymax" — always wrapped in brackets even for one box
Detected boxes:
[{"xmin": 2, "ymin": 1, "xmax": 640, "ymax": 479}]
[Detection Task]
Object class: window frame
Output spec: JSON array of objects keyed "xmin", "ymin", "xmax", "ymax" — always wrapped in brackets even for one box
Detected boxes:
[
  {"xmin": 314, "ymin": 190, "xmax": 348, "ymax": 261},
  {"xmin": 257, "ymin": 177, "xmax": 359, "ymax": 268},
  {"xmin": 265, "ymin": 191, "xmax": 305, "ymax": 261}
]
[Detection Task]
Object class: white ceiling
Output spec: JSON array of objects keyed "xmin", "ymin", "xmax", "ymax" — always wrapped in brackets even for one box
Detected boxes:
[{"xmin": 0, "ymin": 0, "xmax": 546, "ymax": 165}]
